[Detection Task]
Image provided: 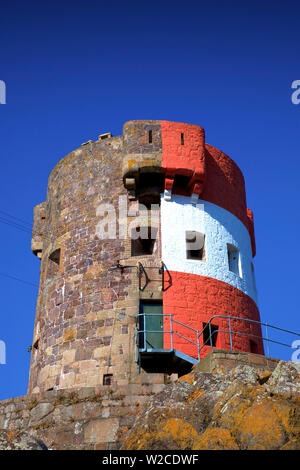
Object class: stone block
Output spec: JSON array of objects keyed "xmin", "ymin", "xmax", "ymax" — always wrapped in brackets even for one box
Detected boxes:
[
  {"xmin": 62, "ymin": 349, "xmax": 76, "ymax": 365},
  {"xmin": 84, "ymin": 418, "xmax": 119, "ymax": 444},
  {"xmin": 59, "ymin": 372, "xmax": 76, "ymax": 389},
  {"xmin": 29, "ymin": 402, "xmax": 54, "ymax": 424}
]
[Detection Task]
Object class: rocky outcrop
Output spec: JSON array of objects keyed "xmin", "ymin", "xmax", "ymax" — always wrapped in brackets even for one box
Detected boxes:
[
  {"xmin": 121, "ymin": 361, "xmax": 300, "ymax": 450},
  {"xmin": 0, "ymin": 430, "xmax": 47, "ymax": 450}
]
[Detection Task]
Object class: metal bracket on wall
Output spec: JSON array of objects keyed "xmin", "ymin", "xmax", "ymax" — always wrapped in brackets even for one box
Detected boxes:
[{"xmin": 138, "ymin": 261, "xmax": 164, "ymax": 292}]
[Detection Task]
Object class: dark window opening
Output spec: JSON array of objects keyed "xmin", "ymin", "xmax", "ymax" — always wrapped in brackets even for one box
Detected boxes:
[
  {"xmin": 148, "ymin": 130, "xmax": 152, "ymax": 143},
  {"xmin": 47, "ymin": 248, "xmax": 61, "ymax": 279},
  {"xmin": 250, "ymin": 340, "xmax": 258, "ymax": 354},
  {"xmin": 173, "ymin": 173, "xmax": 190, "ymax": 191},
  {"xmin": 251, "ymin": 262, "xmax": 257, "ymax": 292},
  {"xmin": 49, "ymin": 248, "xmax": 61, "ymax": 265},
  {"xmin": 131, "ymin": 227, "xmax": 158, "ymax": 256},
  {"xmin": 186, "ymin": 231, "xmax": 205, "ymax": 260},
  {"xmin": 136, "ymin": 173, "xmax": 164, "ymax": 208},
  {"xmin": 202, "ymin": 322, "xmax": 218, "ymax": 347},
  {"xmin": 181, "ymin": 133, "xmax": 184, "ymax": 145},
  {"xmin": 103, "ymin": 374, "xmax": 113, "ymax": 386},
  {"xmin": 227, "ymin": 244, "xmax": 241, "ymax": 276}
]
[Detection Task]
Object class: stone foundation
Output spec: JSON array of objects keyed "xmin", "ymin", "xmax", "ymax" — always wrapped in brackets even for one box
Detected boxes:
[
  {"xmin": 0, "ymin": 375, "xmax": 166, "ymax": 450},
  {"xmin": 0, "ymin": 351, "xmax": 283, "ymax": 450},
  {"xmin": 195, "ymin": 349, "xmax": 280, "ymax": 373}
]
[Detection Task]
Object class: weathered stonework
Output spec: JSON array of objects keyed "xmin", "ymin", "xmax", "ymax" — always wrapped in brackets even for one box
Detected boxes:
[{"xmin": 0, "ymin": 354, "xmax": 298, "ymax": 450}]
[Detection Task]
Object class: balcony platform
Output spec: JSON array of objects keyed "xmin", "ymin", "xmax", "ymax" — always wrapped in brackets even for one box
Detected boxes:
[{"xmin": 138, "ymin": 348, "xmax": 198, "ymax": 376}]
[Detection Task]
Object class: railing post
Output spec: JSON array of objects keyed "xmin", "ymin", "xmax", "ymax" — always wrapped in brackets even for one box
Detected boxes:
[
  {"xmin": 170, "ymin": 315, "xmax": 173, "ymax": 351},
  {"xmin": 209, "ymin": 322, "xmax": 212, "ymax": 351},
  {"xmin": 197, "ymin": 330, "xmax": 200, "ymax": 361},
  {"xmin": 135, "ymin": 326, "xmax": 137, "ymax": 362},
  {"xmin": 228, "ymin": 317, "xmax": 233, "ymax": 351},
  {"xmin": 143, "ymin": 313, "xmax": 146, "ymax": 351},
  {"xmin": 265, "ymin": 322, "xmax": 270, "ymax": 357}
]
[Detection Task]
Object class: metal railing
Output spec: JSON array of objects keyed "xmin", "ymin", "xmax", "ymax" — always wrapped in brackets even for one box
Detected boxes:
[
  {"xmin": 135, "ymin": 313, "xmax": 200, "ymax": 362},
  {"xmin": 198, "ymin": 315, "xmax": 300, "ymax": 359},
  {"xmin": 135, "ymin": 312, "xmax": 300, "ymax": 363}
]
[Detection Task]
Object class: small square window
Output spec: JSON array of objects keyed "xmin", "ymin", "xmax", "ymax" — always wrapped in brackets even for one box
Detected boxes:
[
  {"xmin": 103, "ymin": 374, "xmax": 113, "ymax": 386},
  {"xmin": 186, "ymin": 231, "xmax": 205, "ymax": 261},
  {"xmin": 131, "ymin": 227, "xmax": 157, "ymax": 256}
]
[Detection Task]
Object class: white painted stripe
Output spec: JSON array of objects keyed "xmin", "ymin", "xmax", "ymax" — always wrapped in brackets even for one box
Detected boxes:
[{"xmin": 161, "ymin": 194, "xmax": 258, "ymax": 304}]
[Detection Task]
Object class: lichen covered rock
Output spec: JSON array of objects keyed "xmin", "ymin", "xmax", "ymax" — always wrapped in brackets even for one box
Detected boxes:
[
  {"xmin": 121, "ymin": 361, "xmax": 300, "ymax": 450},
  {"xmin": 0, "ymin": 430, "xmax": 47, "ymax": 450}
]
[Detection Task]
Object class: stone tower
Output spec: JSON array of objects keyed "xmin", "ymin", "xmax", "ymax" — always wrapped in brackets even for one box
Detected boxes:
[{"xmin": 28, "ymin": 120, "xmax": 263, "ymax": 394}]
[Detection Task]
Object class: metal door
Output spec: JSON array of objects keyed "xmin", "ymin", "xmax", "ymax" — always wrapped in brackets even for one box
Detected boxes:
[{"xmin": 140, "ymin": 303, "xmax": 163, "ymax": 350}]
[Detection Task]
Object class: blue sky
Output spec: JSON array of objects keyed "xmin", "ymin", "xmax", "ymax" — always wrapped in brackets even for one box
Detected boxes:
[{"xmin": 0, "ymin": 0, "xmax": 299, "ymax": 399}]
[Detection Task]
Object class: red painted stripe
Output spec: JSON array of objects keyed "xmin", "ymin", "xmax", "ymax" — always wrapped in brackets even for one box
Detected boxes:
[
  {"xmin": 163, "ymin": 271, "xmax": 264, "ymax": 360},
  {"xmin": 160, "ymin": 121, "xmax": 255, "ymax": 255}
]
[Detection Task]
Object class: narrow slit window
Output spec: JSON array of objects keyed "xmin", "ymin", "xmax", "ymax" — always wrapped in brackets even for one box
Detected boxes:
[
  {"xmin": 202, "ymin": 322, "xmax": 218, "ymax": 347},
  {"xmin": 103, "ymin": 374, "xmax": 113, "ymax": 386},
  {"xmin": 181, "ymin": 133, "xmax": 184, "ymax": 145},
  {"xmin": 148, "ymin": 130, "xmax": 152, "ymax": 143},
  {"xmin": 186, "ymin": 231, "xmax": 205, "ymax": 261},
  {"xmin": 251, "ymin": 262, "xmax": 257, "ymax": 292},
  {"xmin": 250, "ymin": 340, "xmax": 258, "ymax": 354},
  {"xmin": 47, "ymin": 248, "xmax": 61, "ymax": 278},
  {"xmin": 227, "ymin": 244, "xmax": 242, "ymax": 277}
]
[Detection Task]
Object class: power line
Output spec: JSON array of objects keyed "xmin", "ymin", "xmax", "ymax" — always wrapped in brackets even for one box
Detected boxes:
[
  {"xmin": 0, "ymin": 210, "xmax": 32, "ymax": 228},
  {"xmin": 0, "ymin": 272, "xmax": 39, "ymax": 288},
  {"xmin": 0, "ymin": 210, "xmax": 41, "ymax": 288},
  {"xmin": 0, "ymin": 210, "xmax": 52, "ymax": 243},
  {"xmin": 0, "ymin": 216, "xmax": 32, "ymax": 235}
]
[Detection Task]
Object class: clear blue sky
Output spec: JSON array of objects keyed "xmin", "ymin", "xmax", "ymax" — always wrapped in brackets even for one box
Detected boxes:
[{"xmin": 0, "ymin": 0, "xmax": 299, "ymax": 400}]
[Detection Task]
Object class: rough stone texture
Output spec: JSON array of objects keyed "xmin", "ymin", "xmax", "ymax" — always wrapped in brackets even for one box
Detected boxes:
[
  {"xmin": 0, "ymin": 353, "xmax": 297, "ymax": 450},
  {"xmin": 0, "ymin": 430, "xmax": 47, "ymax": 450},
  {"xmin": 121, "ymin": 360, "xmax": 300, "ymax": 450},
  {"xmin": 0, "ymin": 381, "xmax": 165, "ymax": 450},
  {"xmin": 28, "ymin": 132, "xmax": 165, "ymax": 393},
  {"xmin": 196, "ymin": 349, "xmax": 279, "ymax": 373}
]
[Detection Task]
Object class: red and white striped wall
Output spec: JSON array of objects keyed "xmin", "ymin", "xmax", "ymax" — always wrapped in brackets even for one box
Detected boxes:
[{"xmin": 159, "ymin": 121, "xmax": 264, "ymax": 359}]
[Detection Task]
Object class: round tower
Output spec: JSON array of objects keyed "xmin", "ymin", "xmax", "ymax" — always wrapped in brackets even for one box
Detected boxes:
[{"xmin": 28, "ymin": 120, "xmax": 263, "ymax": 393}]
